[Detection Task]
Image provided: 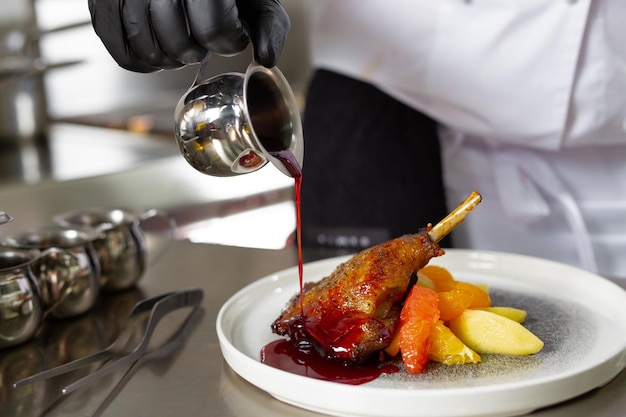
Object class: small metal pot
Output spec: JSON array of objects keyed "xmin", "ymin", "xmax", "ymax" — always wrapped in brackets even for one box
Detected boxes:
[{"xmin": 54, "ymin": 208, "xmax": 173, "ymax": 291}]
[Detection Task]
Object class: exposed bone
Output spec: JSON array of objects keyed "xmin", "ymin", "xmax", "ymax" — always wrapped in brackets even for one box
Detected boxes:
[{"xmin": 428, "ymin": 190, "xmax": 482, "ymax": 243}]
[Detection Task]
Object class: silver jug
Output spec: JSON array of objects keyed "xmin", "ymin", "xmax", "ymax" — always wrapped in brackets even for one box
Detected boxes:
[
  {"xmin": 54, "ymin": 208, "xmax": 174, "ymax": 291},
  {"xmin": 174, "ymin": 60, "xmax": 303, "ymax": 177},
  {"xmin": 0, "ymin": 247, "xmax": 43, "ymax": 349},
  {"xmin": 3, "ymin": 225, "xmax": 102, "ymax": 319}
]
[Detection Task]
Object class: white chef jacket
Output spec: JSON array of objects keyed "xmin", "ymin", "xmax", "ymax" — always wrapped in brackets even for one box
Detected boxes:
[{"xmin": 307, "ymin": 0, "xmax": 626, "ymax": 278}]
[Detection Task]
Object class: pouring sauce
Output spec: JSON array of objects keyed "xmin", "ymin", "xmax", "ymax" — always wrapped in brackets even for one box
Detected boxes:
[
  {"xmin": 259, "ymin": 138, "xmax": 398, "ymax": 384},
  {"xmin": 262, "ymin": 141, "xmax": 304, "ymax": 307}
]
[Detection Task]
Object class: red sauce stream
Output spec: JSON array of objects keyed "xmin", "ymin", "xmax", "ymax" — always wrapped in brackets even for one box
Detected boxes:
[
  {"xmin": 266, "ymin": 146, "xmax": 304, "ymax": 310},
  {"xmin": 261, "ymin": 138, "xmax": 398, "ymax": 385}
]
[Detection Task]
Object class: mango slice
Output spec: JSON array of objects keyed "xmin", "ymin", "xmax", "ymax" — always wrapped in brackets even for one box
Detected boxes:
[{"xmin": 447, "ymin": 309, "xmax": 544, "ymax": 355}]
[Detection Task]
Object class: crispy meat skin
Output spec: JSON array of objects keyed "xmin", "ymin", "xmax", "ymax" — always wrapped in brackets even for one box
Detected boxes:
[{"xmin": 271, "ymin": 230, "xmax": 444, "ymax": 361}]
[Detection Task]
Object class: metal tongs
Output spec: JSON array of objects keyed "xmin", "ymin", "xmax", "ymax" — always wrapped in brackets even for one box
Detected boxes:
[{"xmin": 13, "ymin": 288, "xmax": 204, "ymax": 394}]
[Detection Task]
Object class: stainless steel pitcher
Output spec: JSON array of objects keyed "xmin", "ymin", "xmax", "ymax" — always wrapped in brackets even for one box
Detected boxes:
[{"xmin": 0, "ymin": 247, "xmax": 43, "ymax": 349}]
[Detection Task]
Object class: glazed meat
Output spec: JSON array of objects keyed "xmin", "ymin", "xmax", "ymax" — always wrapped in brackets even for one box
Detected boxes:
[{"xmin": 271, "ymin": 229, "xmax": 444, "ymax": 362}]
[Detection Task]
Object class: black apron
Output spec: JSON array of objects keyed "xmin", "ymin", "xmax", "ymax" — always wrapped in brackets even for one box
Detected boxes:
[{"xmin": 301, "ymin": 69, "xmax": 450, "ymax": 250}]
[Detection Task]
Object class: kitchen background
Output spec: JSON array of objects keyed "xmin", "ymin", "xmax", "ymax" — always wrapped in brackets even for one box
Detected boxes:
[
  {"xmin": 20, "ymin": 0, "xmax": 312, "ymax": 127},
  {"xmin": 1, "ymin": 0, "xmax": 317, "ymax": 250}
]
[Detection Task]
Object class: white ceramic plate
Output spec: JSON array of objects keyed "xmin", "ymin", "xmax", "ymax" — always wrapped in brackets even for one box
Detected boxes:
[{"xmin": 216, "ymin": 250, "xmax": 626, "ymax": 417}]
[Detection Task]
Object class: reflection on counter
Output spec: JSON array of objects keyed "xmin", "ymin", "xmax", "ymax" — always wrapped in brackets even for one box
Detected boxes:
[
  {"xmin": 172, "ymin": 197, "xmax": 296, "ymax": 250},
  {"xmin": 0, "ymin": 139, "xmax": 51, "ymax": 184},
  {"xmin": 1, "ymin": 288, "xmax": 145, "ymax": 417},
  {"xmin": 0, "ymin": 123, "xmax": 179, "ymax": 186},
  {"xmin": 1, "ymin": 287, "xmax": 204, "ymax": 417}
]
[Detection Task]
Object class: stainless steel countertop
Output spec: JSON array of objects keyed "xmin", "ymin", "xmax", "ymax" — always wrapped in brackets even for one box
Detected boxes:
[{"xmin": 1, "ymin": 241, "xmax": 625, "ymax": 417}]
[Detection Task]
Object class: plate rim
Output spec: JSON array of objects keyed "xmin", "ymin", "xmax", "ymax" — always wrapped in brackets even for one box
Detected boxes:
[{"xmin": 216, "ymin": 249, "xmax": 626, "ymax": 417}]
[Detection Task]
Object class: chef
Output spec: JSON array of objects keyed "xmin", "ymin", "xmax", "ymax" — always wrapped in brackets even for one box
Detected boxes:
[{"xmin": 88, "ymin": 0, "xmax": 626, "ymax": 279}]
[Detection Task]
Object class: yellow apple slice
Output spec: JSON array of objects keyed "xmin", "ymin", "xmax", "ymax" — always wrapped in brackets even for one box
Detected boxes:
[
  {"xmin": 448, "ymin": 309, "xmax": 544, "ymax": 355},
  {"xmin": 478, "ymin": 306, "xmax": 527, "ymax": 323}
]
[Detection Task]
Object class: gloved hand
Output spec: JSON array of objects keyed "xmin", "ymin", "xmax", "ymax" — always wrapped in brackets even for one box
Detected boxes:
[{"xmin": 88, "ymin": 0, "xmax": 290, "ymax": 73}]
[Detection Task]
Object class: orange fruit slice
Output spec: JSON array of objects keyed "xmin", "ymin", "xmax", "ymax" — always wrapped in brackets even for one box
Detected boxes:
[
  {"xmin": 419, "ymin": 265, "xmax": 491, "ymax": 319},
  {"xmin": 419, "ymin": 265, "xmax": 456, "ymax": 291},
  {"xmin": 438, "ymin": 288, "xmax": 474, "ymax": 321},
  {"xmin": 428, "ymin": 320, "xmax": 481, "ymax": 365},
  {"xmin": 455, "ymin": 281, "xmax": 491, "ymax": 309},
  {"xmin": 397, "ymin": 285, "xmax": 440, "ymax": 374}
]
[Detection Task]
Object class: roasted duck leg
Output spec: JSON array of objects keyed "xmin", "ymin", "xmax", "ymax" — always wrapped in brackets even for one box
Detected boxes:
[{"xmin": 272, "ymin": 191, "xmax": 482, "ymax": 362}]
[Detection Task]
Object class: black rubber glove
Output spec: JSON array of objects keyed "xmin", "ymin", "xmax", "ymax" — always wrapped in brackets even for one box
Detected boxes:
[{"xmin": 88, "ymin": 0, "xmax": 290, "ymax": 73}]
